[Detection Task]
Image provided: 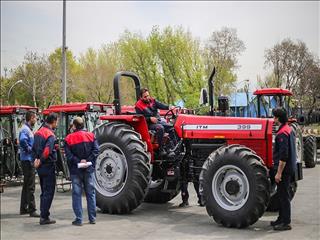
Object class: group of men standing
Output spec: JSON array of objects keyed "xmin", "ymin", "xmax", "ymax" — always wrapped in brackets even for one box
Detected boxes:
[
  {"xmin": 19, "ymin": 111, "xmax": 98, "ymax": 226},
  {"xmin": 18, "ymin": 89, "xmax": 295, "ymax": 231}
]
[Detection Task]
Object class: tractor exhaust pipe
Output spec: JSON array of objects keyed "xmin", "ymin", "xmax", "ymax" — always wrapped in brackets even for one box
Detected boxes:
[{"xmin": 208, "ymin": 67, "xmax": 216, "ymax": 116}]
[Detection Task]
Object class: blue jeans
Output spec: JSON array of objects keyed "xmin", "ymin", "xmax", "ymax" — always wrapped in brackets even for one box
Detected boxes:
[{"xmin": 71, "ymin": 172, "xmax": 96, "ymax": 223}]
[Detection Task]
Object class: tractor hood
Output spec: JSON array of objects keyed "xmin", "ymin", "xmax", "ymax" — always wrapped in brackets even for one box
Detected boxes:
[{"xmin": 174, "ymin": 114, "xmax": 273, "ymax": 140}]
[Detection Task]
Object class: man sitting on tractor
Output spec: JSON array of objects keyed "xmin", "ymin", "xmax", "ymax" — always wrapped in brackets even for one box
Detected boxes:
[{"xmin": 135, "ymin": 88, "xmax": 175, "ymax": 158}]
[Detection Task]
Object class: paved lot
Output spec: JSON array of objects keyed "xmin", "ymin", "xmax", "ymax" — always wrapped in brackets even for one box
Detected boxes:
[{"xmin": 1, "ymin": 165, "xmax": 319, "ymax": 240}]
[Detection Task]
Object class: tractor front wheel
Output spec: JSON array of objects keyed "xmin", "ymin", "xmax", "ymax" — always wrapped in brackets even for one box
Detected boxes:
[{"xmin": 200, "ymin": 145, "xmax": 270, "ymax": 228}]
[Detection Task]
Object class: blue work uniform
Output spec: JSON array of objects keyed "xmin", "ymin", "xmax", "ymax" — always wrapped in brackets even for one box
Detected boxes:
[{"xmin": 33, "ymin": 124, "xmax": 57, "ymax": 220}]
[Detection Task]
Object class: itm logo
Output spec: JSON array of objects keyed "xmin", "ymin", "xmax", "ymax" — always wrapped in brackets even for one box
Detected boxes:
[{"xmin": 196, "ymin": 125, "xmax": 208, "ymax": 129}]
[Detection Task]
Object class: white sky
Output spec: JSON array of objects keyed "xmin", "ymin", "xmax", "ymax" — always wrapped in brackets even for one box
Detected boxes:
[{"xmin": 1, "ymin": 1, "xmax": 319, "ymax": 90}]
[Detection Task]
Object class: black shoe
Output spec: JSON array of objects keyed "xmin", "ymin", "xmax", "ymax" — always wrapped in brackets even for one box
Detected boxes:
[
  {"xmin": 270, "ymin": 219, "xmax": 282, "ymax": 226},
  {"xmin": 40, "ymin": 218, "xmax": 56, "ymax": 225},
  {"xmin": 89, "ymin": 220, "xmax": 96, "ymax": 224},
  {"xmin": 20, "ymin": 210, "xmax": 29, "ymax": 215},
  {"xmin": 178, "ymin": 201, "xmax": 189, "ymax": 207},
  {"xmin": 29, "ymin": 211, "xmax": 40, "ymax": 218},
  {"xmin": 273, "ymin": 223, "xmax": 292, "ymax": 231},
  {"xmin": 72, "ymin": 220, "xmax": 82, "ymax": 226}
]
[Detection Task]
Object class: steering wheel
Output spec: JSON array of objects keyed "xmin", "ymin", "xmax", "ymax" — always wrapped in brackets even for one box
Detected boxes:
[{"xmin": 164, "ymin": 107, "xmax": 181, "ymax": 123}]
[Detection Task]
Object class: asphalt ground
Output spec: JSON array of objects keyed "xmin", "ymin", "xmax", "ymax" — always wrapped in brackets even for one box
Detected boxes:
[{"xmin": 1, "ymin": 164, "xmax": 319, "ymax": 240}]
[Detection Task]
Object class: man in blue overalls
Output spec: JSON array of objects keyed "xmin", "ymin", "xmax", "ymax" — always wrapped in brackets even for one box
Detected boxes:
[
  {"xmin": 33, "ymin": 113, "xmax": 58, "ymax": 225},
  {"xmin": 271, "ymin": 107, "xmax": 296, "ymax": 231},
  {"xmin": 19, "ymin": 111, "xmax": 40, "ymax": 217}
]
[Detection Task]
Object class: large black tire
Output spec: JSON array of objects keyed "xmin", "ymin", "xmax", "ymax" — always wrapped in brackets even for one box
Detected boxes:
[
  {"xmin": 267, "ymin": 181, "xmax": 297, "ymax": 212},
  {"xmin": 93, "ymin": 122, "xmax": 151, "ymax": 214},
  {"xmin": 4, "ymin": 143, "xmax": 16, "ymax": 178},
  {"xmin": 56, "ymin": 149, "xmax": 70, "ymax": 180},
  {"xmin": 144, "ymin": 179, "xmax": 180, "ymax": 203},
  {"xmin": 290, "ymin": 123, "xmax": 303, "ymax": 164},
  {"xmin": 200, "ymin": 145, "xmax": 270, "ymax": 228},
  {"xmin": 303, "ymin": 135, "xmax": 317, "ymax": 168}
]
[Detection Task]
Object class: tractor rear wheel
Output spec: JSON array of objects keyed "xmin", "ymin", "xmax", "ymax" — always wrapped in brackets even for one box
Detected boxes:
[
  {"xmin": 200, "ymin": 145, "xmax": 270, "ymax": 228},
  {"xmin": 93, "ymin": 122, "xmax": 151, "ymax": 214},
  {"xmin": 303, "ymin": 135, "xmax": 317, "ymax": 168}
]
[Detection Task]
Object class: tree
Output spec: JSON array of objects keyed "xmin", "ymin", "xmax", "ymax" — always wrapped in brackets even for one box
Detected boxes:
[
  {"xmin": 9, "ymin": 52, "xmax": 55, "ymax": 108},
  {"xmin": 257, "ymin": 73, "xmax": 279, "ymax": 89},
  {"xmin": 78, "ymin": 44, "xmax": 120, "ymax": 103},
  {"xmin": 48, "ymin": 48, "xmax": 82, "ymax": 104},
  {"xmin": 297, "ymin": 57, "xmax": 320, "ymax": 119},
  {"xmin": 149, "ymin": 26, "xmax": 205, "ymax": 107},
  {"xmin": 204, "ymin": 27, "xmax": 245, "ymax": 97},
  {"xmin": 118, "ymin": 31, "xmax": 163, "ymax": 104},
  {"xmin": 117, "ymin": 26, "xmax": 206, "ymax": 108},
  {"xmin": 264, "ymin": 39, "xmax": 313, "ymax": 90}
]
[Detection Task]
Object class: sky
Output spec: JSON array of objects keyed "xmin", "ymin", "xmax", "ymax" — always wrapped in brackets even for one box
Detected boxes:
[{"xmin": 1, "ymin": 1, "xmax": 319, "ymax": 90}]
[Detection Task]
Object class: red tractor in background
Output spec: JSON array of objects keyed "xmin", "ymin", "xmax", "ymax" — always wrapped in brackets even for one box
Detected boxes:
[
  {"xmin": 42, "ymin": 102, "xmax": 111, "ymax": 182},
  {"xmin": 254, "ymin": 88, "xmax": 317, "ymax": 169},
  {"xmin": 92, "ymin": 71, "xmax": 303, "ymax": 228},
  {"xmin": 0, "ymin": 105, "xmax": 40, "ymax": 192}
]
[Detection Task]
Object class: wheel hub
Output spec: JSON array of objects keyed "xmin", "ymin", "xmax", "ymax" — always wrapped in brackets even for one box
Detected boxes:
[
  {"xmin": 225, "ymin": 180, "xmax": 240, "ymax": 195},
  {"xmin": 106, "ymin": 164, "xmax": 113, "ymax": 174},
  {"xmin": 212, "ymin": 165, "xmax": 249, "ymax": 211},
  {"xmin": 95, "ymin": 143, "xmax": 128, "ymax": 197}
]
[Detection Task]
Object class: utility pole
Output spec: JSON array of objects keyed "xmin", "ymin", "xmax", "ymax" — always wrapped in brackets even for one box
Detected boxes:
[{"xmin": 61, "ymin": 0, "xmax": 67, "ymax": 104}]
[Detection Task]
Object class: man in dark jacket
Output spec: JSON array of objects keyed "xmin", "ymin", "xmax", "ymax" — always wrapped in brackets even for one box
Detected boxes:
[
  {"xmin": 64, "ymin": 117, "xmax": 99, "ymax": 226},
  {"xmin": 19, "ymin": 111, "xmax": 40, "ymax": 217},
  {"xmin": 33, "ymin": 113, "xmax": 58, "ymax": 225},
  {"xmin": 271, "ymin": 107, "xmax": 296, "ymax": 231},
  {"xmin": 135, "ymin": 88, "xmax": 175, "ymax": 157}
]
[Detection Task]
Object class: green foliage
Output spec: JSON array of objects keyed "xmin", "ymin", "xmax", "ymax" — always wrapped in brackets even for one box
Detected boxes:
[
  {"xmin": 204, "ymin": 27, "xmax": 245, "ymax": 98},
  {"xmin": 2, "ymin": 26, "xmax": 247, "ymax": 110}
]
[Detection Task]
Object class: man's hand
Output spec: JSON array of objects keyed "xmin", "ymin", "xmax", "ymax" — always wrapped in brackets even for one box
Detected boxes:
[
  {"xmin": 169, "ymin": 106, "xmax": 175, "ymax": 110},
  {"xmin": 150, "ymin": 117, "xmax": 158, "ymax": 124},
  {"xmin": 34, "ymin": 159, "xmax": 41, "ymax": 169},
  {"xmin": 80, "ymin": 159, "xmax": 88, "ymax": 168},
  {"xmin": 275, "ymin": 172, "xmax": 282, "ymax": 183}
]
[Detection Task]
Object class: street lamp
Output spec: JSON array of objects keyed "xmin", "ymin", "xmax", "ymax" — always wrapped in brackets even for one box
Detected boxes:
[
  {"xmin": 232, "ymin": 79, "xmax": 249, "ymax": 117},
  {"xmin": 7, "ymin": 80, "xmax": 23, "ymax": 104}
]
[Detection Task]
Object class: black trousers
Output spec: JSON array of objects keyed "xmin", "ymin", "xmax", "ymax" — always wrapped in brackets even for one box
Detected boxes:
[
  {"xmin": 149, "ymin": 123, "xmax": 165, "ymax": 149},
  {"xmin": 277, "ymin": 173, "xmax": 292, "ymax": 224},
  {"xmin": 37, "ymin": 164, "xmax": 56, "ymax": 219},
  {"xmin": 20, "ymin": 161, "xmax": 36, "ymax": 213},
  {"xmin": 180, "ymin": 181, "xmax": 201, "ymax": 203},
  {"xmin": 149, "ymin": 121, "xmax": 177, "ymax": 150}
]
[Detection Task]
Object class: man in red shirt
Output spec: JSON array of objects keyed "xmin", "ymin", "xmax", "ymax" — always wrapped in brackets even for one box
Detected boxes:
[{"xmin": 135, "ymin": 88, "xmax": 175, "ymax": 158}]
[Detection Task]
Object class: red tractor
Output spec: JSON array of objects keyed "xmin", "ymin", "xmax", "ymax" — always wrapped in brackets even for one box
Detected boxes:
[
  {"xmin": 254, "ymin": 88, "xmax": 317, "ymax": 169},
  {"xmin": 42, "ymin": 102, "xmax": 111, "ymax": 181},
  {"xmin": 92, "ymin": 71, "xmax": 303, "ymax": 228},
  {"xmin": 0, "ymin": 105, "xmax": 40, "ymax": 192}
]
